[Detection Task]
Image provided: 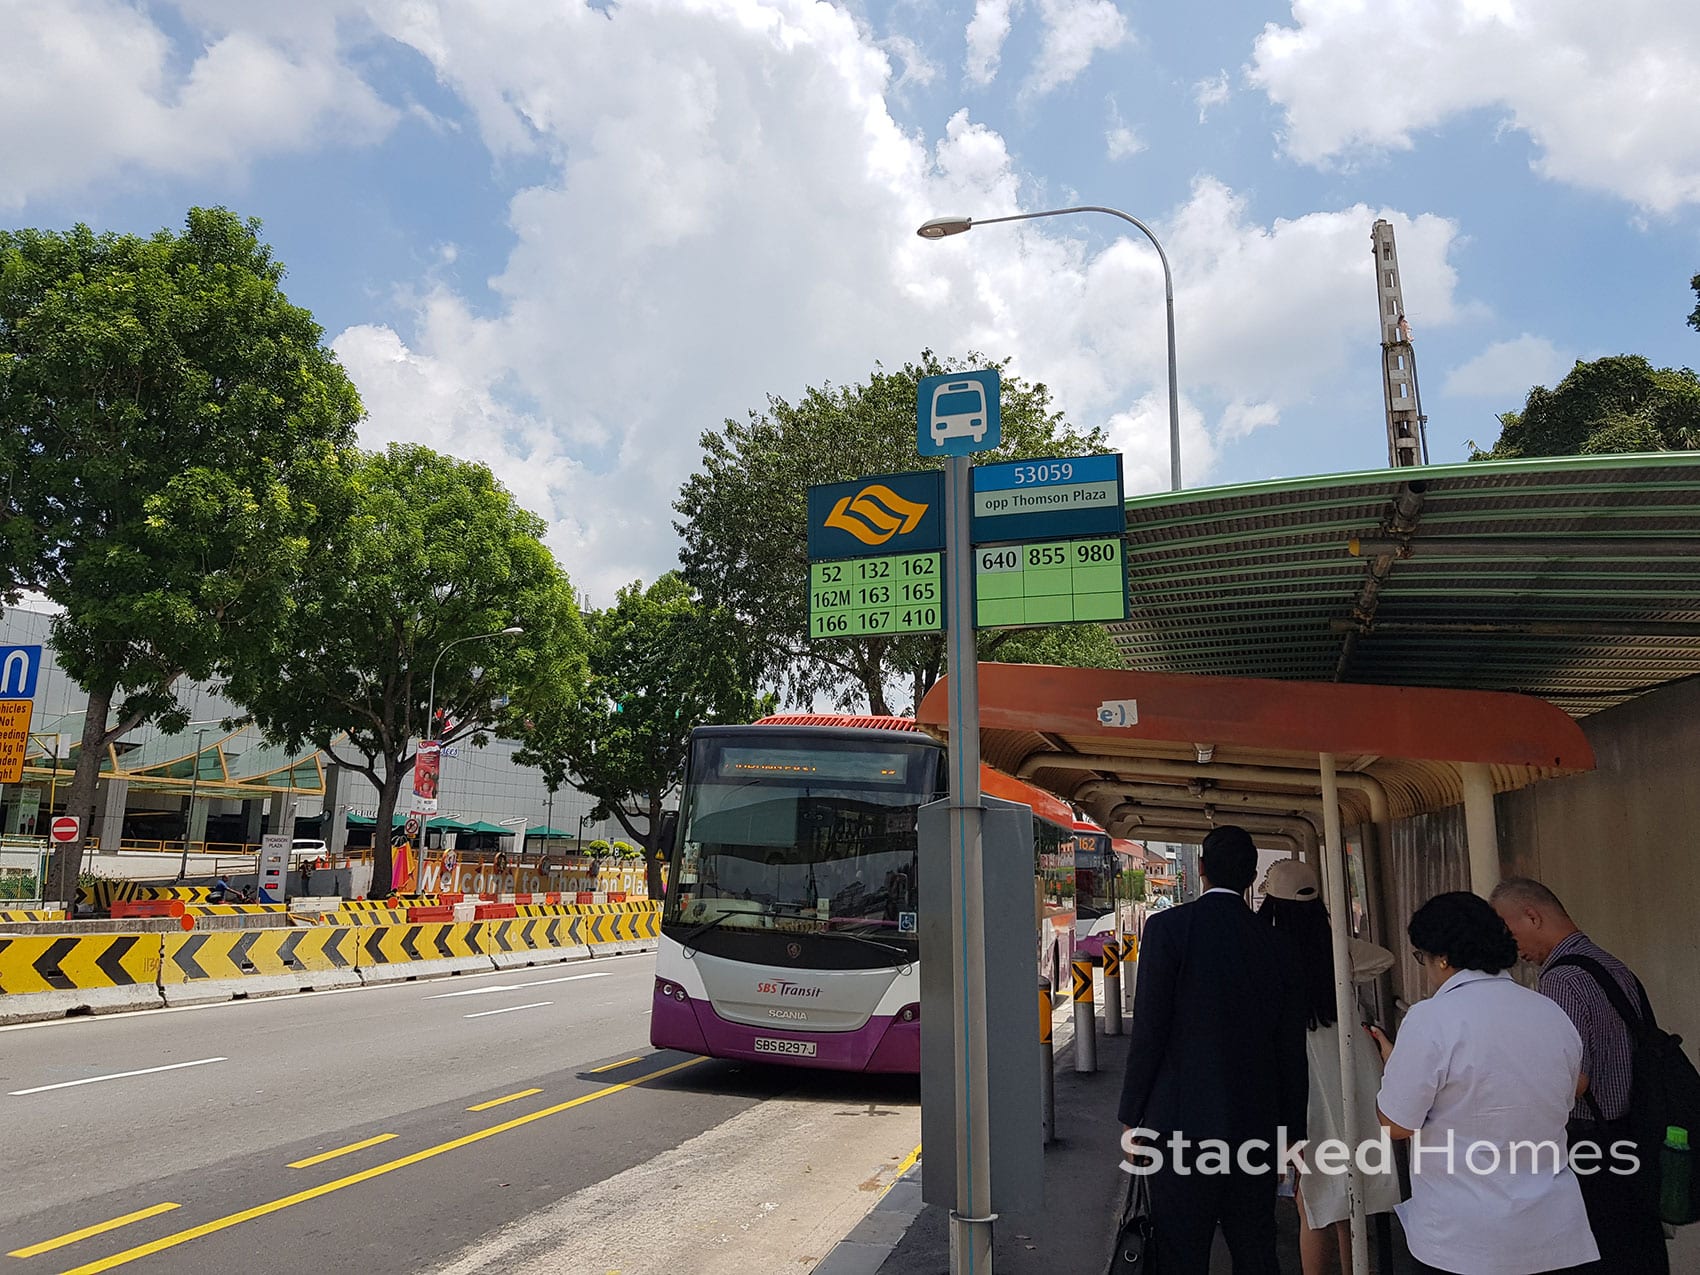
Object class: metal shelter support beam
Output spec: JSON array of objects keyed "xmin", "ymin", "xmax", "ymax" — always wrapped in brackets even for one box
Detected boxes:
[
  {"xmin": 1320, "ymin": 754, "xmax": 1371, "ymax": 1274},
  {"xmin": 1104, "ymin": 803, "xmax": 1320, "ymax": 861},
  {"xmin": 1017, "ymin": 755, "xmax": 1394, "ymax": 825},
  {"xmin": 1459, "ymin": 763, "xmax": 1501, "ymax": 896}
]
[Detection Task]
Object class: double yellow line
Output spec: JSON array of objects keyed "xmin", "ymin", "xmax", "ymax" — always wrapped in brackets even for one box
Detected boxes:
[{"xmin": 13, "ymin": 1056, "xmax": 703, "ymax": 1274}]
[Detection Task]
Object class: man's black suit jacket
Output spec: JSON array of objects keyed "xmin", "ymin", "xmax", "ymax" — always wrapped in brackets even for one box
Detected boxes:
[{"xmin": 1117, "ymin": 891, "xmax": 1308, "ymax": 1146}]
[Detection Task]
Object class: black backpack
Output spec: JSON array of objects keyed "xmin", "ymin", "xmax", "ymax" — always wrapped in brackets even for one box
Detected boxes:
[{"xmin": 1550, "ymin": 953, "xmax": 1700, "ymax": 1224}]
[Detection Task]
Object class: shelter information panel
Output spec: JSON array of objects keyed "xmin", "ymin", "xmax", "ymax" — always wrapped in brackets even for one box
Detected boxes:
[
  {"xmin": 975, "ymin": 536, "xmax": 1128, "ymax": 627},
  {"xmin": 810, "ymin": 550, "xmax": 945, "ymax": 638}
]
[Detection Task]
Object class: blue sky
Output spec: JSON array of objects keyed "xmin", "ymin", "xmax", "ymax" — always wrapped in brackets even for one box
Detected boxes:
[{"xmin": 5, "ymin": 0, "xmax": 1698, "ymax": 600}]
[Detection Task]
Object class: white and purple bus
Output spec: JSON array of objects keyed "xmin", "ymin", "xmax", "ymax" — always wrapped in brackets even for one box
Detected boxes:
[{"xmin": 650, "ymin": 715, "xmax": 1081, "ymax": 1073}]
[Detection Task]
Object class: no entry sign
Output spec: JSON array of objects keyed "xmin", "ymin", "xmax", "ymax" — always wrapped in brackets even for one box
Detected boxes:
[{"xmin": 50, "ymin": 815, "xmax": 80, "ymax": 843}]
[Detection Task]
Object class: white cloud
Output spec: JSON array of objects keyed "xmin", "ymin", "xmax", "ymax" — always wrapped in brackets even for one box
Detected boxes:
[
  {"xmin": 320, "ymin": 1, "xmax": 1469, "ymax": 597},
  {"xmin": 1442, "ymin": 334, "xmax": 1572, "ymax": 398},
  {"xmin": 1193, "ymin": 70, "xmax": 1231, "ymax": 122},
  {"xmin": 1104, "ymin": 97, "xmax": 1145, "ymax": 161},
  {"xmin": 1248, "ymin": 0, "xmax": 1700, "ymax": 212},
  {"xmin": 1219, "ymin": 399, "xmax": 1281, "ymax": 441},
  {"xmin": 965, "ymin": 0, "xmax": 1018, "ymax": 86},
  {"xmin": 1, "ymin": 0, "xmax": 1454, "ymax": 600},
  {"xmin": 881, "ymin": 33, "xmax": 939, "ymax": 90},
  {"xmin": 1024, "ymin": 0, "xmax": 1130, "ymax": 99},
  {"xmin": 0, "ymin": 0, "xmax": 396, "ymax": 208}
]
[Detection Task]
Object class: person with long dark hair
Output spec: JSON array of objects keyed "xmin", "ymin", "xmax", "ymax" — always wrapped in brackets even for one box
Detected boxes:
[
  {"xmin": 1373, "ymin": 891, "xmax": 1598, "ymax": 1275},
  {"xmin": 1258, "ymin": 859, "xmax": 1402, "ymax": 1274}
]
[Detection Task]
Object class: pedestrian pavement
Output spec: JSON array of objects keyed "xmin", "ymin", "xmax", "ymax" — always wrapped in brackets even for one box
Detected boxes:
[{"xmin": 816, "ymin": 987, "xmax": 1421, "ymax": 1274}]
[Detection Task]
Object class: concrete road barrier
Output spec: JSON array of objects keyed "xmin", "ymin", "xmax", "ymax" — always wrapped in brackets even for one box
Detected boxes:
[
  {"xmin": 482, "ymin": 917, "xmax": 592, "ymax": 969},
  {"xmin": 160, "ymin": 928, "xmax": 361, "ymax": 1005},
  {"xmin": 0, "ymin": 933, "xmax": 164, "ymax": 1023},
  {"xmin": 354, "ymin": 921, "xmax": 495, "ymax": 984}
]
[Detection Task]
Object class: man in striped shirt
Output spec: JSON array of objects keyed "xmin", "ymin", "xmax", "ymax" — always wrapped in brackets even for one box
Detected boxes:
[{"xmin": 1492, "ymin": 877, "xmax": 1669, "ymax": 1275}]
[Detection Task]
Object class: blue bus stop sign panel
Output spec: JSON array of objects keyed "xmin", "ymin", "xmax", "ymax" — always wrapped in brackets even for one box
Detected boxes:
[
  {"xmin": 0, "ymin": 645, "xmax": 42, "ymax": 699},
  {"xmin": 971, "ymin": 453, "xmax": 1125, "ymax": 543},
  {"xmin": 807, "ymin": 469, "xmax": 946, "ymax": 560},
  {"xmin": 916, "ymin": 369, "xmax": 1001, "ymax": 457}
]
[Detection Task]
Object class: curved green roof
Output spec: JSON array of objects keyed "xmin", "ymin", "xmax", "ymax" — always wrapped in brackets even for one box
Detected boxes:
[{"xmin": 1113, "ymin": 452, "xmax": 1700, "ymax": 715}]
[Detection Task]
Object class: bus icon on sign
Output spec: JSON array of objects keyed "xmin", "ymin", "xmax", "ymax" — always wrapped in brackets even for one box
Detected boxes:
[
  {"xmin": 917, "ymin": 369, "xmax": 1000, "ymax": 457},
  {"xmin": 930, "ymin": 381, "xmax": 987, "ymax": 445}
]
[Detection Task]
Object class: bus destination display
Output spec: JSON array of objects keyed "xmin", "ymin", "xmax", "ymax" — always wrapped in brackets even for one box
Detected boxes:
[
  {"xmin": 975, "ymin": 536, "xmax": 1128, "ymax": 627},
  {"xmin": 810, "ymin": 550, "xmax": 945, "ymax": 638}
]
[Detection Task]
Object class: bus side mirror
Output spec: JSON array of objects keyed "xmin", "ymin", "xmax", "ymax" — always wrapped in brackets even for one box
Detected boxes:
[{"xmin": 658, "ymin": 810, "xmax": 679, "ymax": 853}]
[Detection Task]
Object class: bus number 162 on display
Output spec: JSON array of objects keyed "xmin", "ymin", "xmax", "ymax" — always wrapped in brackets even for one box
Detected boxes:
[{"xmin": 810, "ymin": 550, "xmax": 945, "ymax": 638}]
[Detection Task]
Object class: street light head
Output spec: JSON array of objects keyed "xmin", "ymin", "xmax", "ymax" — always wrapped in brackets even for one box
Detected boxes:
[
  {"xmin": 501, "ymin": 626, "xmax": 524, "ymax": 636},
  {"xmin": 917, "ymin": 216, "xmax": 973, "ymax": 239}
]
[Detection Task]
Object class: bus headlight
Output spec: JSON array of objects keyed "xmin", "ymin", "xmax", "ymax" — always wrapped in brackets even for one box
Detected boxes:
[
  {"xmin": 896, "ymin": 1002, "xmax": 920, "ymax": 1023},
  {"xmin": 655, "ymin": 978, "xmax": 690, "ymax": 1002}
]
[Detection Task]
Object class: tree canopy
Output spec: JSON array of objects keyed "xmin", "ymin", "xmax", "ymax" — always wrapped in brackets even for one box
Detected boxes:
[
  {"xmin": 223, "ymin": 443, "xmax": 587, "ymax": 896},
  {"xmin": 675, "ymin": 351, "xmax": 1121, "ymax": 714},
  {"xmin": 513, "ymin": 572, "xmax": 770, "ymax": 895},
  {"xmin": 1688, "ymin": 271, "xmax": 1699, "ymax": 336},
  {"xmin": 1469, "ymin": 355, "xmax": 1700, "ymax": 460},
  {"xmin": 0, "ymin": 208, "xmax": 362, "ymax": 893}
]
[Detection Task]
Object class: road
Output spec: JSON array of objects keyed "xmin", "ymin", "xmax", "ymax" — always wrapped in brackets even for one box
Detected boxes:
[{"xmin": 0, "ymin": 952, "xmax": 921, "ymax": 1274}]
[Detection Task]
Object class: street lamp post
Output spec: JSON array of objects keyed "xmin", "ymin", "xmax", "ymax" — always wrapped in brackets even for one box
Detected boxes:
[
  {"xmin": 918, "ymin": 207, "xmax": 1183, "ymax": 492},
  {"xmin": 176, "ymin": 725, "xmax": 212, "ymax": 882},
  {"xmin": 420, "ymin": 626, "xmax": 523, "ymax": 885}
]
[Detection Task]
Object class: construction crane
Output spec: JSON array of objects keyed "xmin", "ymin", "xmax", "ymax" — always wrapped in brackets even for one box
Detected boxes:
[{"xmin": 1371, "ymin": 219, "xmax": 1428, "ymax": 467}]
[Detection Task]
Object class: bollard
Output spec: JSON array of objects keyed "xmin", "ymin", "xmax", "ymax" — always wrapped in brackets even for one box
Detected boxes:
[
  {"xmin": 1039, "ymin": 977, "xmax": 1056, "ymax": 1144},
  {"xmin": 1071, "ymin": 955, "xmax": 1097, "ymax": 1073},
  {"xmin": 1122, "ymin": 933, "xmax": 1138, "ymax": 1017},
  {"xmin": 1102, "ymin": 937, "xmax": 1123, "ymax": 1036}
]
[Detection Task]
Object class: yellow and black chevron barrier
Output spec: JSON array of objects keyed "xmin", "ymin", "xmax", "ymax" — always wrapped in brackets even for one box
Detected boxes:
[
  {"xmin": 355, "ymin": 921, "xmax": 495, "ymax": 983},
  {"xmin": 184, "ymin": 904, "xmax": 290, "ymax": 918},
  {"xmin": 331, "ymin": 907, "xmax": 411, "ymax": 926},
  {"xmin": 0, "ymin": 909, "xmax": 66, "ymax": 924},
  {"xmin": 0, "ymin": 933, "xmax": 164, "ymax": 1022},
  {"xmin": 1071, "ymin": 955, "xmax": 1094, "ymax": 1004}
]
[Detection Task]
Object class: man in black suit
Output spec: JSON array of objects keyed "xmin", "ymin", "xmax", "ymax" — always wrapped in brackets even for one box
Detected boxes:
[{"xmin": 1118, "ymin": 825, "xmax": 1308, "ymax": 1273}]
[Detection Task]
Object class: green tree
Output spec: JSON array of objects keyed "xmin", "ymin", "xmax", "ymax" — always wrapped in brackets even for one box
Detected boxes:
[
  {"xmin": 1469, "ymin": 355, "xmax": 1700, "ymax": 459},
  {"xmin": 513, "ymin": 573, "xmax": 770, "ymax": 897},
  {"xmin": 675, "ymin": 351, "xmax": 1118, "ymax": 714},
  {"xmin": 224, "ymin": 444, "xmax": 587, "ymax": 896},
  {"xmin": 0, "ymin": 209, "xmax": 362, "ymax": 894},
  {"xmin": 1688, "ymin": 272, "xmax": 1699, "ymax": 336}
]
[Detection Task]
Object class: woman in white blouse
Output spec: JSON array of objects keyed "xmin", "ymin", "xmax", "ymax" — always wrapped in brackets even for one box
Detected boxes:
[{"xmin": 1371, "ymin": 891, "xmax": 1598, "ymax": 1275}]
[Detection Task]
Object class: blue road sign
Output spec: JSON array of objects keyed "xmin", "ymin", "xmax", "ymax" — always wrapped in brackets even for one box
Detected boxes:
[
  {"xmin": 917, "ymin": 369, "xmax": 1001, "ymax": 457},
  {"xmin": 0, "ymin": 645, "xmax": 42, "ymax": 699},
  {"xmin": 970, "ymin": 453, "xmax": 1125, "ymax": 543},
  {"xmin": 807, "ymin": 470, "xmax": 946, "ymax": 560}
]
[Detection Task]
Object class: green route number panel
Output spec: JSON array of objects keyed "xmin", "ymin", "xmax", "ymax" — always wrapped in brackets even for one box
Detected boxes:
[
  {"xmin": 810, "ymin": 550, "xmax": 944, "ymax": 638},
  {"xmin": 975, "ymin": 536, "xmax": 1128, "ymax": 627}
]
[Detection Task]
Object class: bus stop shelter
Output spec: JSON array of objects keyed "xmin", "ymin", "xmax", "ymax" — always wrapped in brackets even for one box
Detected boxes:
[{"xmin": 915, "ymin": 661, "xmax": 1595, "ymax": 1266}]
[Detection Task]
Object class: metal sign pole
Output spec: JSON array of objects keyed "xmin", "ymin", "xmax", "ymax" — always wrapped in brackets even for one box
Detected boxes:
[{"xmin": 944, "ymin": 452, "xmax": 994, "ymax": 1275}]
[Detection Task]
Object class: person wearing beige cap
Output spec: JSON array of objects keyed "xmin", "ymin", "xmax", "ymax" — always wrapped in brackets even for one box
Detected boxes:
[{"xmin": 1258, "ymin": 858, "xmax": 1403, "ymax": 1275}]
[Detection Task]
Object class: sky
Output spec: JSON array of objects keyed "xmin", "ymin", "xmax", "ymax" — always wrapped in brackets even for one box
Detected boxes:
[{"xmin": 5, "ymin": 0, "xmax": 1699, "ymax": 604}]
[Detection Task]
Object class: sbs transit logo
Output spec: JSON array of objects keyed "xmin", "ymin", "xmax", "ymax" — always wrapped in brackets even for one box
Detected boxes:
[{"xmin": 824, "ymin": 484, "xmax": 929, "ymax": 546}]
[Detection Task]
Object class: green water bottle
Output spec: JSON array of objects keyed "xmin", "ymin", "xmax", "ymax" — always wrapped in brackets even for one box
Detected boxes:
[{"xmin": 1660, "ymin": 1126, "xmax": 1694, "ymax": 1226}]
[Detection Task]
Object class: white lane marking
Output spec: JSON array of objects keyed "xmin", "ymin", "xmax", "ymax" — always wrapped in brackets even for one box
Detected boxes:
[
  {"xmin": 0, "ymin": 951, "xmax": 657, "ymax": 1034},
  {"xmin": 8, "ymin": 1056, "xmax": 227, "ymax": 1096},
  {"xmin": 425, "ymin": 972, "xmax": 610, "ymax": 1000},
  {"xmin": 464, "ymin": 1001, "xmax": 553, "ymax": 1020}
]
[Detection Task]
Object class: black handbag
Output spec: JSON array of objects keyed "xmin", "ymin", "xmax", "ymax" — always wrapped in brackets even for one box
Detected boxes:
[{"xmin": 1106, "ymin": 1171, "xmax": 1157, "ymax": 1272}]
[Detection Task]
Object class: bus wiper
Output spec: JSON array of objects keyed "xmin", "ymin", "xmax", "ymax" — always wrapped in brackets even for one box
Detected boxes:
[
  {"xmin": 817, "ymin": 927, "xmax": 913, "ymax": 959},
  {"xmin": 679, "ymin": 911, "xmax": 735, "ymax": 955}
]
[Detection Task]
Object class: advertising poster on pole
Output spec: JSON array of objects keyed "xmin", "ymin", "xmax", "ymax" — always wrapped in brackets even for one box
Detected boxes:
[
  {"xmin": 17, "ymin": 787, "xmax": 41, "ymax": 837},
  {"xmin": 413, "ymin": 740, "xmax": 441, "ymax": 814}
]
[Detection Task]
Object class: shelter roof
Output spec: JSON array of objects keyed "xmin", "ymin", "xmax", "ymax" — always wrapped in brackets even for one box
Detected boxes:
[
  {"xmin": 915, "ymin": 663, "xmax": 1594, "ymax": 828},
  {"xmin": 1111, "ymin": 452, "xmax": 1700, "ymax": 715}
]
